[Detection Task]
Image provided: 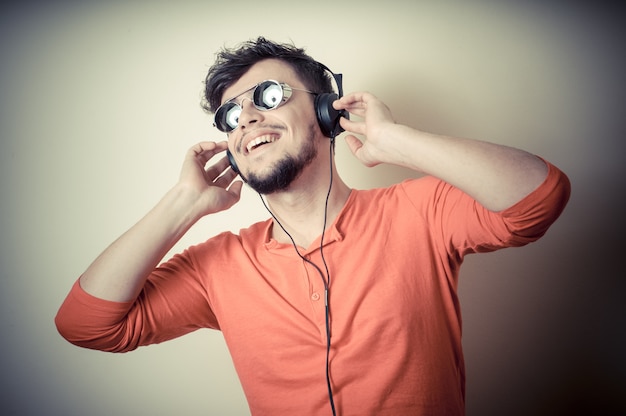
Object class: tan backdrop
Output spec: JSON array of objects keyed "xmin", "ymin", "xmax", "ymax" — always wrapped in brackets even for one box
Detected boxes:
[{"xmin": 1, "ymin": 1, "xmax": 623, "ymax": 415}]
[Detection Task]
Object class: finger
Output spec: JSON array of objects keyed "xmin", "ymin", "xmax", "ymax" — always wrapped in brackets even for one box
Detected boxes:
[
  {"xmin": 205, "ymin": 156, "xmax": 232, "ymax": 180},
  {"xmin": 343, "ymin": 107, "xmax": 367, "ymax": 119},
  {"xmin": 227, "ymin": 180, "xmax": 244, "ymax": 198},
  {"xmin": 334, "ymin": 91, "xmax": 372, "ymax": 109},
  {"xmin": 187, "ymin": 141, "xmax": 228, "ymax": 165},
  {"xmin": 220, "ymin": 178, "xmax": 243, "ymax": 208},
  {"xmin": 344, "ymin": 134, "xmax": 364, "ymax": 157},
  {"xmin": 336, "ymin": 102, "xmax": 367, "ymax": 120},
  {"xmin": 339, "ymin": 116, "xmax": 367, "ymax": 135},
  {"xmin": 213, "ymin": 165, "xmax": 238, "ymax": 188}
]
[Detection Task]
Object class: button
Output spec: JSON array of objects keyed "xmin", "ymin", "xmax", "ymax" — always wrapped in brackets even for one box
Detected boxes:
[{"xmin": 311, "ymin": 292, "xmax": 321, "ymax": 301}]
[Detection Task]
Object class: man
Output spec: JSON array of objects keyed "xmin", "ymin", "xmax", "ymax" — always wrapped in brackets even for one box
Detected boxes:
[{"xmin": 56, "ymin": 37, "xmax": 570, "ymax": 415}]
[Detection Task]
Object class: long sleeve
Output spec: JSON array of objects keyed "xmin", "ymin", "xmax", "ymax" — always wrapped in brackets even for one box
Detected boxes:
[
  {"xmin": 55, "ymin": 249, "xmax": 222, "ymax": 352},
  {"xmin": 497, "ymin": 160, "xmax": 571, "ymax": 244},
  {"xmin": 400, "ymin": 159, "xmax": 570, "ymax": 259}
]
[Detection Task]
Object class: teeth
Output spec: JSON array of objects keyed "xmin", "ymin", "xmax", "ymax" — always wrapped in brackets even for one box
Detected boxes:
[{"xmin": 246, "ymin": 135, "xmax": 277, "ymax": 152}]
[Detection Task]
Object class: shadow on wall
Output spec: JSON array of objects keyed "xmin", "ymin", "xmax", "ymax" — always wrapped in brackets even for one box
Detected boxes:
[{"xmin": 461, "ymin": 171, "xmax": 626, "ymax": 415}]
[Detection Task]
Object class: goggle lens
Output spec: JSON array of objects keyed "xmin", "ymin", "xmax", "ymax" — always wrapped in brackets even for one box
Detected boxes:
[{"xmin": 214, "ymin": 80, "xmax": 293, "ymax": 133}]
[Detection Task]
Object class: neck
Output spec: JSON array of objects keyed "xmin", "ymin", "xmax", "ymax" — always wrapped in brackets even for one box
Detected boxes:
[{"xmin": 263, "ymin": 164, "xmax": 351, "ymax": 249}]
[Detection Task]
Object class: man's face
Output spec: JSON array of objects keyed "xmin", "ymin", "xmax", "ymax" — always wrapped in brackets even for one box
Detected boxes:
[{"xmin": 220, "ymin": 59, "xmax": 322, "ymax": 194}]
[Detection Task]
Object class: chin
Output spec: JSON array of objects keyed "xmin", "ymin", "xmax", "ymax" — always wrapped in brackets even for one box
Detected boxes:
[{"xmin": 248, "ymin": 146, "xmax": 317, "ymax": 194}]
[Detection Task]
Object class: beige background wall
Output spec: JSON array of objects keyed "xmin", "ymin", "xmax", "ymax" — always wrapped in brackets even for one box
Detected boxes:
[{"xmin": 1, "ymin": 1, "xmax": 623, "ymax": 415}]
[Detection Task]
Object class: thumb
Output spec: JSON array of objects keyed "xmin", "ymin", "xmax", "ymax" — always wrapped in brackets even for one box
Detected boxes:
[
  {"xmin": 344, "ymin": 134, "xmax": 363, "ymax": 157},
  {"xmin": 344, "ymin": 134, "xmax": 380, "ymax": 168}
]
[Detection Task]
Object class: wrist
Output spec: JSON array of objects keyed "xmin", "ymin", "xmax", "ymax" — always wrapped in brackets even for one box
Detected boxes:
[
  {"xmin": 159, "ymin": 183, "xmax": 207, "ymax": 232},
  {"xmin": 377, "ymin": 124, "xmax": 428, "ymax": 169}
]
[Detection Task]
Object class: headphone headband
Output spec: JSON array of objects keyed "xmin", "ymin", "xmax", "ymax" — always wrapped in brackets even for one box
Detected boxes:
[{"xmin": 314, "ymin": 61, "xmax": 344, "ymax": 98}]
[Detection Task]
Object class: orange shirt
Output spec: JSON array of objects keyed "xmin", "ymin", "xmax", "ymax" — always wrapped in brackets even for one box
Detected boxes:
[{"xmin": 56, "ymin": 162, "xmax": 570, "ymax": 415}]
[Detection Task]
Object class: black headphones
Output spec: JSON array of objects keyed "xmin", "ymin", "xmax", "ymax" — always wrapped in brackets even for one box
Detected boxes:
[
  {"xmin": 313, "ymin": 62, "xmax": 347, "ymax": 139},
  {"xmin": 226, "ymin": 61, "xmax": 347, "ymax": 180}
]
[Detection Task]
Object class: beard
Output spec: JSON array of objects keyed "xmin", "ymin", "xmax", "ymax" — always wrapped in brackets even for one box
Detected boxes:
[{"xmin": 246, "ymin": 130, "xmax": 318, "ymax": 195}]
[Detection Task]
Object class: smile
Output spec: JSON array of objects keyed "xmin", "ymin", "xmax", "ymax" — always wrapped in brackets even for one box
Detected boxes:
[{"xmin": 246, "ymin": 134, "xmax": 278, "ymax": 153}]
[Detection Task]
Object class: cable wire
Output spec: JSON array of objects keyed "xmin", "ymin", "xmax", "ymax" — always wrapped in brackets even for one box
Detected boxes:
[{"xmin": 258, "ymin": 137, "xmax": 337, "ymax": 416}]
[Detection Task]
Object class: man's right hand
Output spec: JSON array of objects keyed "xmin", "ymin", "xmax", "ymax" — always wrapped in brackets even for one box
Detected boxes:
[
  {"xmin": 178, "ymin": 141, "xmax": 243, "ymax": 219},
  {"xmin": 78, "ymin": 141, "xmax": 243, "ymax": 303}
]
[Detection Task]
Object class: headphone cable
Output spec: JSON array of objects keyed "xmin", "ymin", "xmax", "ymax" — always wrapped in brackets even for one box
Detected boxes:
[{"xmin": 258, "ymin": 137, "xmax": 337, "ymax": 416}]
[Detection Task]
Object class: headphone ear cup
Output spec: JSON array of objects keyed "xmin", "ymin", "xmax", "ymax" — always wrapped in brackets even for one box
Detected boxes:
[
  {"xmin": 227, "ymin": 149, "xmax": 246, "ymax": 182},
  {"xmin": 315, "ymin": 93, "xmax": 345, "ymax": 138},
  {"xmin": 226, "ymin": 149, "xmax": 239, "ymax": 174}
]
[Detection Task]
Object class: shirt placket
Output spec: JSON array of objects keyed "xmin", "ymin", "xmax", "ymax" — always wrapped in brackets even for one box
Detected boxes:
[{"xmin": 300, "ymin": 252, "xmax": 330, "ymax": 343}]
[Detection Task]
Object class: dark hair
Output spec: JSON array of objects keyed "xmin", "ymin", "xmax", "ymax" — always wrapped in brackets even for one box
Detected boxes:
[{"xmin": 201, "ymin": 37, "xmax": 333, "ymax": 114}]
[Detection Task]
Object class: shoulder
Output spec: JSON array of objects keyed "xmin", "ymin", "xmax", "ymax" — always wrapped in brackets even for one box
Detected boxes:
[
  {"xmin": 350, "ymin": 176, "xmax": 449, "ymax": 210},
  {"xmin": 185, "ymin": 218, "xmax": 272, "ymax": 256}
]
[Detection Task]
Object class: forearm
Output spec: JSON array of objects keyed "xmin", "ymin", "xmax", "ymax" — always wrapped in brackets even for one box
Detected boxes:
[
  {"xmin": 77, "ymin": 141, "xmax": 241, "ymax": 303},
  {"xmin": 79, "ymin": 184, "xmax": 202, "ymax": 302},
  {"xmin": 335, "ymin": 92, "xmax": 548, "ymax": 211},
  {"xmin": 382, "ymin": 124, "xmax": 548, "ymax": 211}
]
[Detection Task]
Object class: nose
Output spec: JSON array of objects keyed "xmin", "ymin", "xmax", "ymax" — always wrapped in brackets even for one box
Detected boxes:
[{"xmin": 237, "ymin": 99, "xmax": 264, "ymax": 131}]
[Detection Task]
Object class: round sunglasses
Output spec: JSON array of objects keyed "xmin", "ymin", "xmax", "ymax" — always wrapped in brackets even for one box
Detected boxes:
[{"xmin": 213, "ymin": 80, "xmax": 314, "ymax": 133}]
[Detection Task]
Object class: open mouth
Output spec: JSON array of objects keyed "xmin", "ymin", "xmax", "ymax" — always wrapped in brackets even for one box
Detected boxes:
[{"xmin": 246, "ymin": 134, "xmax": 278, "ymax": 153}]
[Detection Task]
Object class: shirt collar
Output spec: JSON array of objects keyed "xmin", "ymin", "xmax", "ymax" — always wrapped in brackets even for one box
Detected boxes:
[{"xmin": 262, "ymin": 190, "xmax": 354, "ymax": 255}]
